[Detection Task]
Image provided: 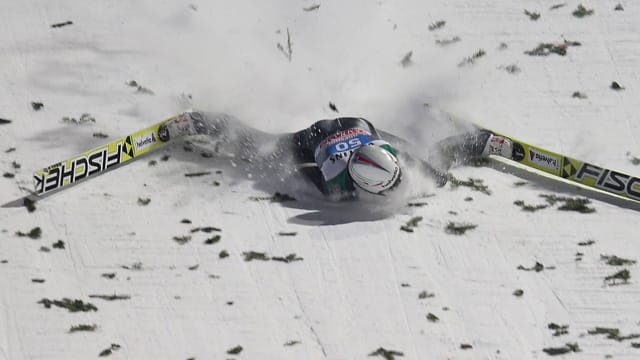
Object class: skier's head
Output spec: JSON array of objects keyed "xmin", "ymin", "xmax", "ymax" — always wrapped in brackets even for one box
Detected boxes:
[{"xmin": 348, "ymin": 144, "xmax": 402, "ymax": 195}]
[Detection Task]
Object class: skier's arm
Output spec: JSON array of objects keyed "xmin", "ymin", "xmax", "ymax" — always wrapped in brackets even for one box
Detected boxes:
[{"xmin": 296, "ymin": 164, "xmax": 329, "ymax": 196}]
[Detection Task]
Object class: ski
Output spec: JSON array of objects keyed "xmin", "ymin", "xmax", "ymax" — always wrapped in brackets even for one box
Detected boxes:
[
  {"xmin": 484, "ymin": 127, "xmax": 640, "ymax": 204},
  {"xmin": 2, "ymin": 114, "xmax": 180, "ymax": 207}
]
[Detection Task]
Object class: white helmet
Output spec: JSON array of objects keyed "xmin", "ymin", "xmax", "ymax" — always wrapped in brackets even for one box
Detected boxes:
[{"xmin": 348, "ymin": 145, "xmax": 401, "ymax": 194}]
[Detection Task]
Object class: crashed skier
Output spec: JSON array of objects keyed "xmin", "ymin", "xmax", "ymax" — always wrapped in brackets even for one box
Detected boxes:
[{"xmin": 159, "ymin": 111, "xmax": 513, "ymax": 200}]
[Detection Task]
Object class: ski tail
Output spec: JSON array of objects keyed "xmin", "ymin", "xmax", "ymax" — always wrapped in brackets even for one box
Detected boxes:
[
  {"xmin": 32, "ymin": 114, "xmax": 177, "ymax": 197},
  {"xmin": 483, "ymin": 127, "xmax": 640, "ymax": 203}
]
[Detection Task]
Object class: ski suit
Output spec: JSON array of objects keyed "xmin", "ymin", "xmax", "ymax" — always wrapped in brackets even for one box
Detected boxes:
[{"xmin": 289, "ymin": 117, "xmax": 398, "ymax": 197}]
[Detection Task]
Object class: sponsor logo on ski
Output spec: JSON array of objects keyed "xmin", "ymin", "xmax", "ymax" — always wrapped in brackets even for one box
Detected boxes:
[
  {"xmin": 133, "ymin": 131, "xmax": 157, "ymax": 151},
  {"xmin": 34, "ymin": 143, "xmax": 123, "ymax": 194},
  {"xmin": 528, "ymin": 149, "xmax": 560, "ymax": 171},
  {"xmin": 575, "ymin": 162, "xmax": 640, "ymax": 201}
]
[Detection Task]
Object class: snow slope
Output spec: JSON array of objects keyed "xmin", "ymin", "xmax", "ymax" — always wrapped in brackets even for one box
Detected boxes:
[{"xmin": 1, "ymin": 1, "xmax": 640, "ymax": 359}]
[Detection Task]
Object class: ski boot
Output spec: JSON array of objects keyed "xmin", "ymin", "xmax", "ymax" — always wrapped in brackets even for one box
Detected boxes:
[
  {"xmin": 159, "ymin": 111, "xmax": 228, "ymax": 141},
  {"xmin": 482, "ymin": 133, "xmax": 513, "ymax": 159}
]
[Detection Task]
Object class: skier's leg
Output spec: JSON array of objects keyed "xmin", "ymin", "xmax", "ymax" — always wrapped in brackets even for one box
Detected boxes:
[
  {"xmin": 435, "ymin": 129, "xmax": 513, "ymax": 166},
  {"xmin": 163, "ymin": 111, "xmax": 285, "ymax": 162},
  {"xmin": 163, "ymin": 111, "xmax": 231, "ymax": 139},
  {"xmin": 439, "ymin": 130, "xmax": 491, "ymax": 162}
]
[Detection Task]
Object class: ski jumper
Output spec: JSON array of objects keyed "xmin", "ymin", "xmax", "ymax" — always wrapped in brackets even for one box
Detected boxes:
[
  {"xmin": 162, "ymin": 111, "xmax": 498, "ymax": 199},
  {"xmin": 291, "ymin": 118, "xmax": 396, "ymax": 197}
]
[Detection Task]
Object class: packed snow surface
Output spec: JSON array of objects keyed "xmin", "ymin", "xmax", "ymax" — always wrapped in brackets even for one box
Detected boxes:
[{"xmin": 1, "ymin": 1, "xmax": 640, "ymax": 359}]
